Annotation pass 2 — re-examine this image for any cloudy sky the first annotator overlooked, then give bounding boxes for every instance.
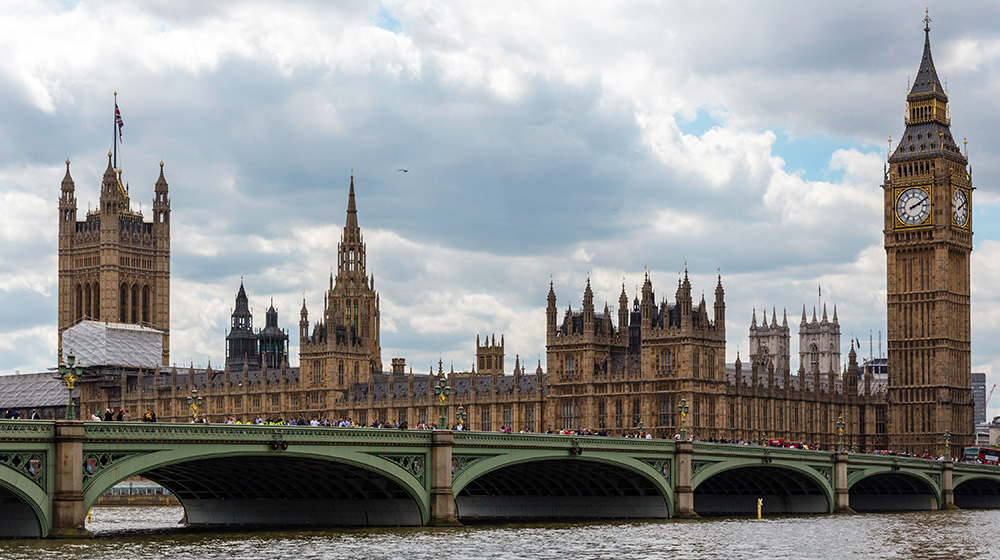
[3,1,1000,413]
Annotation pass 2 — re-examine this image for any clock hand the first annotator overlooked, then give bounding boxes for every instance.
[908,201,921,212]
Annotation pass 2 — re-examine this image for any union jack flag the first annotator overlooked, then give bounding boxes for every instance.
[115,102,123,140]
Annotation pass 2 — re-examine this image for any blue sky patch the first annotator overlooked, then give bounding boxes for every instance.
[372,6,401,33]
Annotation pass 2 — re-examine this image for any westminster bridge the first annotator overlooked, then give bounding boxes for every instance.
[2,420,1000,538]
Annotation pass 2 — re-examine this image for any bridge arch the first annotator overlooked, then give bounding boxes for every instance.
[452,453,672,521]
[848,469,940,511]
[0,463,49,538]
[692,462,834,515]
[82,447,429,527]
[954,475,1000,509]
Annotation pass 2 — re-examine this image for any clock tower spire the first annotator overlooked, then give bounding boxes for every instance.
[884,13,973,457]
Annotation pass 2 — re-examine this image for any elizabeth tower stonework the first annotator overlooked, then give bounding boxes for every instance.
[884,18,974,456]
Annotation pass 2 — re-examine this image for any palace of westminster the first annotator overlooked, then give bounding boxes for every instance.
[53,21,974,456]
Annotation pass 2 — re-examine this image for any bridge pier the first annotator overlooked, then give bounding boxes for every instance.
[833,452,853,513]
[49,421,92,538]
[941,461,957,510]
[429,430,460,526]
[673,440,699,518]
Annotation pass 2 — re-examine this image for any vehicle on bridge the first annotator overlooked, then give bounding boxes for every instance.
[964,447,1000,465]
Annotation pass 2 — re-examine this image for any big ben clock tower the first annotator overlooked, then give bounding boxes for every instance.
[884,14,974,456]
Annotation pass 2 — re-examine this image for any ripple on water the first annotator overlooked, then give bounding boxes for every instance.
[0,507,997,560]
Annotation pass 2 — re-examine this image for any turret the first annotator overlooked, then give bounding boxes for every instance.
[714,275,725,328]
[299,298,308,341]
[59,159,77,233]
[618,283,629,333]
[546,281,557,341]
[582,277,594,329]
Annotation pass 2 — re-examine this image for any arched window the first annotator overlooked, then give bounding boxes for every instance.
[75,284,84,322]
[810,343,820,373]
[660,349,672,374]
[338,362,344,386]
[119,283,128,322]
[142,285,151,324]
[92,284,100,320]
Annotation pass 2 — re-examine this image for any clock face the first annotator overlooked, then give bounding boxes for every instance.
[952,189,969,227]
[896,187,930,226]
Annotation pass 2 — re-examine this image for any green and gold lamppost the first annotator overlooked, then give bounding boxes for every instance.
[187,388,203,421]
[678,398,690,440]
[434,377,451,429]
[637,420,645,437]
[456,405,468,429]
[836,416,846,453]
[944,430,952,460]
[58,351,82,420]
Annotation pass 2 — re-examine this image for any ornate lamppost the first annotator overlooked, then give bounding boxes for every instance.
[434,377,451,429]
[186,388,203,421]
[944,430,952,460]
[836,416,846,453]
[57,351,82,420]
[456,406,468,430]
[637,421,645,438]
[678,398,690,440]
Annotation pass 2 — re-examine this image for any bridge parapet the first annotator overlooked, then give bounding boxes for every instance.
[83,422,434,446]
[0,420,55,441]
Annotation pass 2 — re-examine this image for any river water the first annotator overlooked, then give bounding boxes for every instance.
[0,506,994,559]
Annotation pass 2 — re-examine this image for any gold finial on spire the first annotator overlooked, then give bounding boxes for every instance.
[963,138,968,157]
[65,158,70,167]
[924,7,931,31]
[114,91,117,97]
[160,160,164,168]
[351,168,354,181]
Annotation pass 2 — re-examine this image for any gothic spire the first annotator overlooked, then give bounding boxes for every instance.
[346,170,358,230]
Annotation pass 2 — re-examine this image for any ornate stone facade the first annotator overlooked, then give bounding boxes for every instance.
[883,20,974,455]
[58,154,171,364]
[69,21,969,455]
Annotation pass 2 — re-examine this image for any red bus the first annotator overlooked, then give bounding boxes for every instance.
[964,447,1000,464]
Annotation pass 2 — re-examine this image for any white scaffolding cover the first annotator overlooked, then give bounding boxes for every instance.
[62,321,163,368]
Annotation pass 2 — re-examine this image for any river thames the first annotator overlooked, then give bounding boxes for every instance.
[0,506,995,560]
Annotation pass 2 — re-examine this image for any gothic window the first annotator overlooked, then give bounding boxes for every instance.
[632,398,641,428]
[502,407,512,426]
[478,356,485,370]
[480,408,491,431]
[142,285,151,324]
[312,363,321,384]
[525,407,535,432]
[75,284,84,322]
[598,400,606,429]
[354,363,360,383]
[119,283,128,322]
[563,399,578,431]
[810,344,820,373]
[615,399,624,428]
[565,356,576,378]
[660,349,672,375]
[233,396,242,411]
[692,350,700,378]
[707,351,716,380]
[399,411,407,425]
[338,362,344,386]
[658,399,671,427]
[92,284,100,320]
[131,284,139,323]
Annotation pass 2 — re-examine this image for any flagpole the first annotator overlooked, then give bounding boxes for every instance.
[113,91,118,170]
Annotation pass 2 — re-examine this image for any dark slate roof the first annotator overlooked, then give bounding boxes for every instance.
[909,28,945,98]
[0,372,79,408]
[890,121,964,162]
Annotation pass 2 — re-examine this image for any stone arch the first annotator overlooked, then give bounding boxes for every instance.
[692,462,833,515]
[82,448,429,527]
[954,475,1000,509]
[453,453,672,521]
[847,469,940,511]
[0,463,48,537]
